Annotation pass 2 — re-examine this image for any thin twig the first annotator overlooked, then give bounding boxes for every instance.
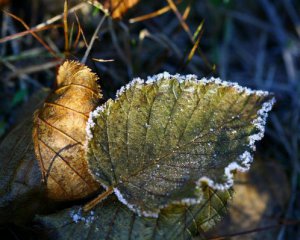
[3,11,59,58]
[0,24,62,44]
[129,5,171,23]
[6,61,61,80]
[165,0,193,41]
[74,11,88,48]
[81,14,107,64]
[36,2,86,29]
[83,187,114,212]
[92,58,114,62]
[0,3,86,43]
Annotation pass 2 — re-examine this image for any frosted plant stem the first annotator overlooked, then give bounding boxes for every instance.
[83,187,114,212]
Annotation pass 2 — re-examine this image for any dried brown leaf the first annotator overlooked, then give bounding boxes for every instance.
[33,61,101,201]
[0,0,9,7]
[100,0,140,19]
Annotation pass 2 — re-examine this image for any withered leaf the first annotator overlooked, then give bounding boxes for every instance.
[36,187,232,240]
[100,0,140,19]
[86,73,275,217]
[0,89,49,224]
[33,61,101,201]
[0,0,10,7]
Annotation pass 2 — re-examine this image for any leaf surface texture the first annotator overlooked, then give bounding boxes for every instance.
[87,74,274,216]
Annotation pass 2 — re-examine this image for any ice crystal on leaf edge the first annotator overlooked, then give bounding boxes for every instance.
[85,72,275,218]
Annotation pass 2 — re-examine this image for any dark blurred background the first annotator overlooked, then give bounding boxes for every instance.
[0,0,299,239]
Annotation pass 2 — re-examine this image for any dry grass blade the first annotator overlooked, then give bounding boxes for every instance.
[83,186,114,211]
[3,10,59,59]
[73,12,83,49]
[81,14,107,64]
[129,5,171,23]
[74,11,88,48]
[63,0,70,56]
[92,58,114,62]
[186,21,204,62]
[182,0,192,20]
[36,2,86,29]
[129,0,183,23]
[0,3,85,43]
[0,24,62,44]
[165,0,193,41]
[6,61,61,80]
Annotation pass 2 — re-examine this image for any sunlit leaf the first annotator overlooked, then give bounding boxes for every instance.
[86,73,274,217]
[32,61,101,201]
[100,0,140,19]
[37,187,232,240]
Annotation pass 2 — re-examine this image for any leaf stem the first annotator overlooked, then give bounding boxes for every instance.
[83,186,114,212]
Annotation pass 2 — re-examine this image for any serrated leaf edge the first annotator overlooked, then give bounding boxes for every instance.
[86,72,275,217]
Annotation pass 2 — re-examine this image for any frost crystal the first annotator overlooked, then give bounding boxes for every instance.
[70,208,96,225]
[116,72,271,98]
[198,97,275,190]
[114,188,159,218]
[85,104,107,144]
[113,72,274,191]
[86,72,275,215]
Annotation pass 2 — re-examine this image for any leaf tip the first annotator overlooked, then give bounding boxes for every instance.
[197,96,275,191]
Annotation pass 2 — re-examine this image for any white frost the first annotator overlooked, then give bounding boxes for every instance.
[116,72,274,191]
[116,72,270,97]
[70,208,96,225]
[116,77,144,97]
[198,97,275,190]
[114,188,159,218]
[85,72,275,217]
[85,104,108,146]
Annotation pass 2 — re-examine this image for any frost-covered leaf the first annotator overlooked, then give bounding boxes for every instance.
[37,187,231,240]
[86,73,275,217]
[0,89,49,224]
[33,61,101,201]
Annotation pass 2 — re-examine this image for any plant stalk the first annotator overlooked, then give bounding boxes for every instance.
[83,186,114,212]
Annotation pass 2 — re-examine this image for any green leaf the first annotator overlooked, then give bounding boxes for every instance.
[86,73,274,217]
[36,187,232,240]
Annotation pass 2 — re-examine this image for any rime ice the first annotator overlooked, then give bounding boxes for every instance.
[70,208,96,225]
[86,72,275,217]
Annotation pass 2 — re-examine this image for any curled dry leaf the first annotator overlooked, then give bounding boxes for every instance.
[36,187,232,240]
[0,0,10,7]
[86,73,274,217]
[0,89,49,224]
[33,61,101,201]
[100,0,140,19]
